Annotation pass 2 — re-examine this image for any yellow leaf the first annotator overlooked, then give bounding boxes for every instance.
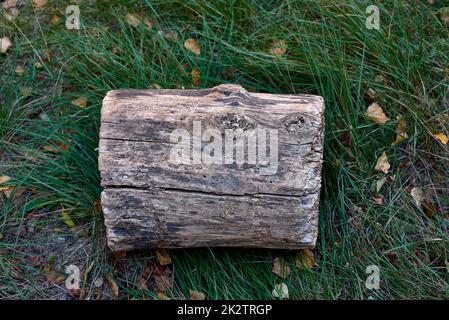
[375,152,390,173]
[268,39,288,56]
[433,133,448,145]
[184,38,201,55]
[15,64,25,76]
[393,115,409,145]
[34,62,43,69]
[0,175,11,184]
[272,283,289,299]
[126,13,141,28]
[72,97,88,108]
[156,249,172,266]
[61,208,76,228]
[1,37,12,54]
[0,186,13,192]
[272,257,291,279]
[295,249,316,270]
[365,103,390,124]
[191,69,201,86]
[189,289,206,300]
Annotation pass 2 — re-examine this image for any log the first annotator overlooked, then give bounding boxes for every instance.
[99,84,325,251]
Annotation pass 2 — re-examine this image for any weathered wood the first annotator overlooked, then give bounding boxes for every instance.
[99,84,325,251]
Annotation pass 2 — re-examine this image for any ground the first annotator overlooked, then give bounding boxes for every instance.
[0,0,448,300]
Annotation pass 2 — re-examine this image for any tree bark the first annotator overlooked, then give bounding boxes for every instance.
[99,84,325,251]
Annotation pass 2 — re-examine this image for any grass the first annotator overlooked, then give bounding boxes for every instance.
[0,0,448,299]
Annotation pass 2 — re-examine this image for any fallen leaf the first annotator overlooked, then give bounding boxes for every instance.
[50,15,61,24]
[393,115,409,145]
[32,0,47,9]
[3,187,25,200]
[184,38,201,55]
[61,208,76,228]
[71,97,87,108]
[191,69,201,86]
[0,175,11,184]
[272,283,289,299]
[268,39,288,56]
[156,249,172,266]
[223,67,234,80]
[143,18,153,29]
[68,288,85,300]
[108,276,119,297]
[19,86,31,97]
[34,62,43,69]
[295,249,316,270]
[433,133,448,145]
[373,195,384,205]
[153,269,173,293]
[272,257,291,279]
[439,7,449,24]
[126,13,141,28]
[94,276,104,288]
[189,289,206,300]
[376,176,387,193]
[410,187,425,207]
[366,88,376,99]
[15,64,25,76]
[114,251,127,260]
[157,292,171,300]
[45,271,65,284]
[365,103,390,124]
[1,37,12,54]
[375,152,390,174]
[2,0,18,9]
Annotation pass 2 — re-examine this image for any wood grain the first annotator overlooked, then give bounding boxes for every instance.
[99,84,325,251]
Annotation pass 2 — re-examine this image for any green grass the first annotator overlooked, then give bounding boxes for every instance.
[1,0,448,299]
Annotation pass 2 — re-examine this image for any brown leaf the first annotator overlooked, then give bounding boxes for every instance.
[157,292,171,300]
[153,269,173,293]
[126,13,141,28]
[50,15,61,25]
[184,38,201,55]
[375,152,390,174]
[191,69,201,86]
[0,175,11,184]
[373,195,384,205]
[1,37,12,54]
[272,257,291,279]
[71,96,88,108]
[189,289,206,300]
[439,7,449,24]
[15,64,25,76]
[267,39,288,56]
[365,103,390,124]
[295,249,316,270]
[108,276,119,297]
[433,133,448,145]
[32,0,47,9]
[393,115,408,145]
[45,271,65,284]
[156,249,172,266]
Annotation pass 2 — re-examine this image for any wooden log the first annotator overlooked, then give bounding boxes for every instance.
[99,84,325,251]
